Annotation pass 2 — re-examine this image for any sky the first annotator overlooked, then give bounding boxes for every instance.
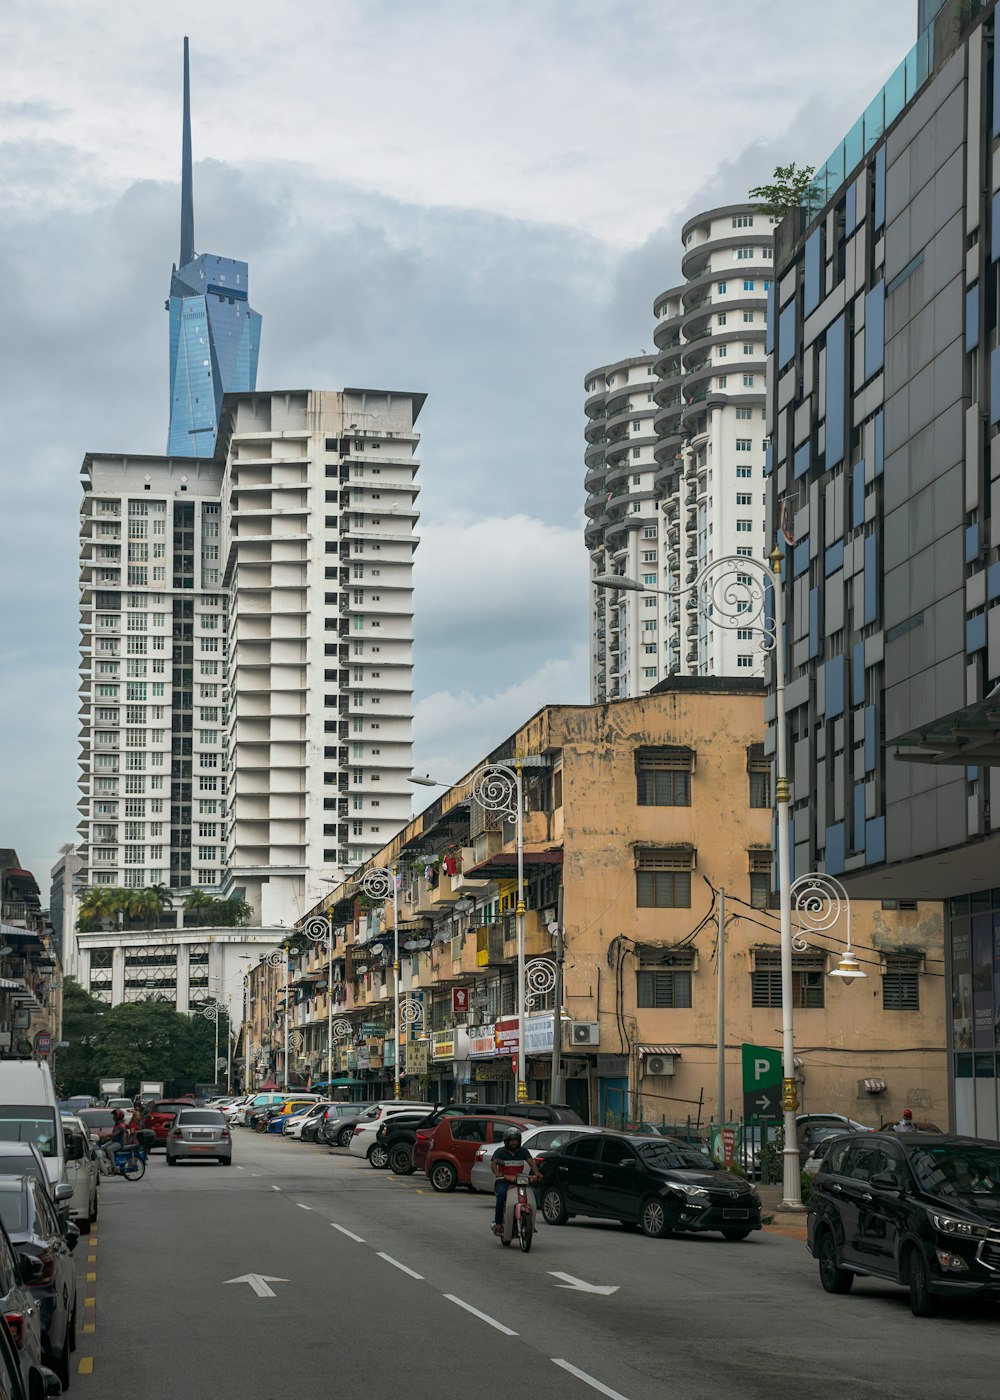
[0,0,917,890]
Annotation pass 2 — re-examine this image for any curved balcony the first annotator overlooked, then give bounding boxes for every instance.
[652,318,683,353]
[584,460,606,493]
[584,389,607,418]
[584,417,608,446]
[606,403,656,438]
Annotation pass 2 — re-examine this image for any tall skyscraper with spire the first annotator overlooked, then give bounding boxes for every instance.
[167,37,262,458]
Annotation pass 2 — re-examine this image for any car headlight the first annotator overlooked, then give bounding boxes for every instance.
[928,1212,988,1239]
[679,1184,709,1198]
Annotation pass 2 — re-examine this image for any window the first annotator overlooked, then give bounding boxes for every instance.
[743,280,755,291]
[632,447,641,459]
[635,849,694,908]
[717,282,727,294]
[748,850,779,909]
[736,492,752,505]
[736,466,752,478]
[635,747,693,807]
[199,777,218,792]
[883,957,920,1011]
[732,215,753,228]
[735,247,754,260]
[736,546,752,557]
[198,847,217,862]
[717,346,727,357]
[717,313,727,326]
[636,948,694,1007]
[742,311,755,323]
[737,654,754,668]
[642,551,656,563]
[742,344,754,355]
[752,952,825,1008]
[736,438,752,451]
[747,744,770,806]
[642,527,657,539]
[718,375,727,387]
[736,519,752,532]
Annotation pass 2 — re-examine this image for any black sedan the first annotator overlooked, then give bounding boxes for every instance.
[539,1131,762,1240]
[0,1176,78,1388]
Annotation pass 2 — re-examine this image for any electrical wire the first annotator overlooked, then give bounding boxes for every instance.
[727,909,945,977]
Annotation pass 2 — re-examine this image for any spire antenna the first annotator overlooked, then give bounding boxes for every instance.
[180,36,195,267]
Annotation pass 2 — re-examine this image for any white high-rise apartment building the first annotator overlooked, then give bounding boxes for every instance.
[585,204,776,698]
[219,388,421,925]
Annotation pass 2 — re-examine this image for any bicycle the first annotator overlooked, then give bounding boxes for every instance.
[499,1172,536,1253]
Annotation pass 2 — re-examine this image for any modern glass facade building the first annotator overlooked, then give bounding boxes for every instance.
[166,39,261,459]
[765,0,1000,1138]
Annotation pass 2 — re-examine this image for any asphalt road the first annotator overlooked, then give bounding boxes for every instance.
[77,1130,999,1400]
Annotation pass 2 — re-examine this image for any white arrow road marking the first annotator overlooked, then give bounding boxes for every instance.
[444,1295,518,1335]
[377,1252,424,1280]
[552,1359,630,1399]
[224,1274,288,1299]
[549,1272,619,1296]
[271,1185,281,1192]
[296,1203,312,1211]
[331,1224,364,1242]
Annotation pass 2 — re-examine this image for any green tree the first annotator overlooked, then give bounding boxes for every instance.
[748,163,816,217]
[56,978,104,1095]
[90,1001,228,1096]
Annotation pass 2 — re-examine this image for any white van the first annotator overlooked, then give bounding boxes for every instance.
[0,1061,68,1194]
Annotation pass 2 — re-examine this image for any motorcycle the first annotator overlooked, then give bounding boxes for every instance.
[499,1172,536,1252]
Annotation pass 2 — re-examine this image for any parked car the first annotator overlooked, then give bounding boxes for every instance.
[0,1065,67,1196]
[424,1115,534,1193]
[495,1102,584,1126]
[364,1112,432,1171]
[796,1119,867,1167]
[262,1099,317,1133]
[470,1123,600,1193]
[348,1104,435,1163]
[0,1176,78,1389]
[58,1097,96,1115]
[59,1119,100,1230]
[0,1300,52,1400]
[317,1104,376,1147]
[539,1131,762,1239]
[283,1103,333,1141]
[141,1101,196,1150]
[0,1212,47,1397]
[76,1109,115,1145]
[808,1131,1000,1317]
[166,1109,232,1166]
[300,1104,345,1144]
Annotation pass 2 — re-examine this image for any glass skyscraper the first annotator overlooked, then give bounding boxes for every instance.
[166,39,261,459]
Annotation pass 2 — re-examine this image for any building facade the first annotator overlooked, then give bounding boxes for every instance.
[586,206,776,701]
[763,0,1000,1135]
[276,689,947,1127]
[0,853,62,1065]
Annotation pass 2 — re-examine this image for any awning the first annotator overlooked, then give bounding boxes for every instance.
[0,923,41,941]
[639,1045,683,1057]
[863,1078,887,1094]
[0,978,21,991]
[465,847,564,880]
[891,687,1000,766]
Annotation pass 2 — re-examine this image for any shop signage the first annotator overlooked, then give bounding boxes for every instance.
[452,987,470,1016]
[474,1063,515,1082]
[468,1026,497,1059]
[33,1031,52,1057]
[356,1047,371,1070]
[494,1017,519,1053]
[524,1013,554,1054]
[362,1023,385,1037]
[383,1040,395,1069]
[432,1029,456,1060]
[407,1042,429,1075]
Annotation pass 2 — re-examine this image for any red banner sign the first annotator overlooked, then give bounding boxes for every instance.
[452,987,470,1016]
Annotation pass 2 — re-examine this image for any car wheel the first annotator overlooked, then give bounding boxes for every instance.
[166,1155,177,1166]
[78,1211,91,1232]
[816,1229,854,1294]
[53,1335,71,1392]
[720,1229,752,1242]
[336,1126,354,1148]
[639,1197,672,1239]
[541,1187,568,1225]
[91,1191,99,1224]
[389,1145,414,1176]
[429,1161,458,1193]
[219,1158,232,1166]
[368,1144,390,1169]
[907,1246,937,1318]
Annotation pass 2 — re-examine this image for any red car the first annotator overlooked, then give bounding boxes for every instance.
[424,1115,533,1192]
[142,1101,195,1149]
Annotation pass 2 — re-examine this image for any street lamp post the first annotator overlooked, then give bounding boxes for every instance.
[595,550,802,1206]
[357,866,402,1098]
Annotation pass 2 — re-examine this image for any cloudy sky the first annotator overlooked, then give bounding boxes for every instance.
[0,0,915,888]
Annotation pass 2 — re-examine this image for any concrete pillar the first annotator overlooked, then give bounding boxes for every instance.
[176,944,191,1013]
[111,948,125,1006]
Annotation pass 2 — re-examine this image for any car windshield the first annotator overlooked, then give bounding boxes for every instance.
[177,1111,225,1125]
[0,1107,57,1158]
[0,1155,43,1183]
[639,1143,718,1171]
[908,1143,1000,1198]
[79,1110,114,1130]
[0,1187,27,1234]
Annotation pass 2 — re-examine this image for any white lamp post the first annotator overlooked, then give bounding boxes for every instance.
[595,550,802,1205]
[357,866,403,1098]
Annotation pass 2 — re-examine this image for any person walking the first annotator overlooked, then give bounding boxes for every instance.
[893,1108,915,1133]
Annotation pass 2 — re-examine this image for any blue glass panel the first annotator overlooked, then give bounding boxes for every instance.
[764,443,773,479]
[987,562,1000,601]
[852,785,865,851]
[825,540,845,576]
[863,534,878,625]
[874,412,884,476]
[966,524,981,563]
[864,281,885,380]
[845,178,858,236]
[778,301,797,369]
[864,705,877,772]
[874,145,886,232]
[826,823,846,876]
[967,614,987,653]
[794,442,810,480]
[765,281,776,355]
[804,228,822,317]
[809,587,820,659]
[863,91,885,155]
[825,315,846,468]
[825,654,846,717]
[991,348,1000,425]
[966,286,980,352]
[852,460,865,528]
[793,539,811,577]
[853,642,865,705]
[844,119,864,182]
[865,816,886,866]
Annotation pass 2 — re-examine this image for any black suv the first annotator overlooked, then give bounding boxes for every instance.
[539,1131,761,1239]
[808,1131,1000,1316]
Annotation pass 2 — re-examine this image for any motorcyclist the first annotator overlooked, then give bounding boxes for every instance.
[490,1127,539,1236]
[100,1109,130,1172]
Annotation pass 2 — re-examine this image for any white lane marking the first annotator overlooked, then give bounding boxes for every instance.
[252,1173,261,1178]
[271,1185,281,1192]
[297,1203,312,1211]
[551,1360,630,1400]
[549,1271,619,1296]
[443,1294,517,1336]
[331,1224,364,1243]
[235,1165,245,1171]
[224,1273,288,1299]
[376,1252,424,1280]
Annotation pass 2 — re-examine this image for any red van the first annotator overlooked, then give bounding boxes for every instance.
[424,1116,532,1192]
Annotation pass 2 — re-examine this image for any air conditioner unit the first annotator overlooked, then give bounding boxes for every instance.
[643,1055,675,1077]
[541,908,556,924]
[571,1021,599,1047]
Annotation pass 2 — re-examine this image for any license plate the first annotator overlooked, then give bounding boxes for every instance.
[723,1208,749,1219]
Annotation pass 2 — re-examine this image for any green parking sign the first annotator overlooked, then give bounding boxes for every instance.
[741,1043,782,1121]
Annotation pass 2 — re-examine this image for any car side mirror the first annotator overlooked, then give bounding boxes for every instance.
[54,1183,73,1202]
[39,1368,60,1398]
[869,1172,900,1193]
[18,1254,44,1286]
[63,1222,80,1252]
[65,1138,84,1162]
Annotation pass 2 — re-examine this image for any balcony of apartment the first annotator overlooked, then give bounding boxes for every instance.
[583,388,607,419]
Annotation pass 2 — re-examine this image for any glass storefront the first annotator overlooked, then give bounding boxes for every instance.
[949,892,1000,1140]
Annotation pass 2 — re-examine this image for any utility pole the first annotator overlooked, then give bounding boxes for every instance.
[716,887,726,1128]
[549,884,564,1104]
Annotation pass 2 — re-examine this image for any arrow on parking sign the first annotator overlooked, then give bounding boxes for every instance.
[224,1273,288,1298]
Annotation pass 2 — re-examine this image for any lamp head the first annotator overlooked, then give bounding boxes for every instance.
[828,950,866,983]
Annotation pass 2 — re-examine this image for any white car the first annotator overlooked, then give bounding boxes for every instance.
[60,1115,100,1229]
[347,1102,435,1162]
[283,1102,333,1140]
[469,1123,600,1193]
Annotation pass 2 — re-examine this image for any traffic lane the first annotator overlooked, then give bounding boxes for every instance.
[248,1135,1000,1400]
[85,1149,639,1400]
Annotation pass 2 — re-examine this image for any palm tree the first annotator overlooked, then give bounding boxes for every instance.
[183,889,218,925]
[77,887,116,931]
[147,884,173,920]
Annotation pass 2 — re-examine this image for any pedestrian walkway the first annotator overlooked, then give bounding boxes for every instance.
[757,1184,808,1240]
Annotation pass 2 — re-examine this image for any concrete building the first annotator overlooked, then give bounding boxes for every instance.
[48,845,83,979]
[585,207,777,700]
[283,689,947,1127]
[218,386,421,924]
[0,853,62,1062]
[762,0,999,1136]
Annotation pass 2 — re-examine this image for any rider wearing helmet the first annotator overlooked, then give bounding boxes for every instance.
[490,1126,539,1236]
[101,1108,130,1172]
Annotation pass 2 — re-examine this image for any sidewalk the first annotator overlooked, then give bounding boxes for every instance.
[757,1183,809,1239]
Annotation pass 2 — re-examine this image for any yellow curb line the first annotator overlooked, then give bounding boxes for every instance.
[88,1238,98,1246]
[84,1298,95,1309]
[83,1324,95,1335]
[78,1358,94,1375]
[86,1273,96,1282]
[87,1254,96,1263]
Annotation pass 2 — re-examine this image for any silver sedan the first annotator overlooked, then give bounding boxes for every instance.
[469,1123,600,1193]
[165,1109,232,1166]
